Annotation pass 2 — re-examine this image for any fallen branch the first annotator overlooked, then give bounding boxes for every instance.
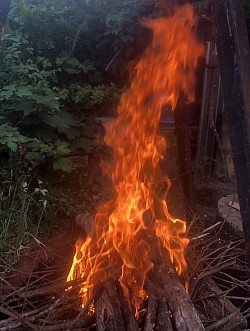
[205,310,241,331]
[0,306,38,331]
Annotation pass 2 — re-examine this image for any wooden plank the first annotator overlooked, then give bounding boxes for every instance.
[195,41,222,179]
[211,0,250,266]
[229,0,250,118]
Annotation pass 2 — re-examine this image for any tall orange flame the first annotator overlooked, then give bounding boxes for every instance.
[68,4,204,311]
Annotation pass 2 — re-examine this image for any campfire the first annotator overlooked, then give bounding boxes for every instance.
[67,4,205,330]
[1,1,250,331]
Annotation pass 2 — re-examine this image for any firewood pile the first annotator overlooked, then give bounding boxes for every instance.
[0,218,249,331]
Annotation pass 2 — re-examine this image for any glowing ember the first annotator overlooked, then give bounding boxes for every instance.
[67,4,204,312]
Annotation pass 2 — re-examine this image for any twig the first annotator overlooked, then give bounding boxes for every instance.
[18,278,83,299]
[190,259,236,296]
[224,296,249,301]
[69,283,103,329]
[0,306,38,331]
[205,310,240,331]
[185,214,200,236]
[211,120,230,181]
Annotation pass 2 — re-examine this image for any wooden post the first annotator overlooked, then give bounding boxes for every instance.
[211,0,250,266]
[174,96,196,221]
[166,2,197,221]
[0,0,11,41]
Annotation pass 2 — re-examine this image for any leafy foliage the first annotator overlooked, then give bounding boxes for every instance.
[0,0,154,174]
[0,0,158,258]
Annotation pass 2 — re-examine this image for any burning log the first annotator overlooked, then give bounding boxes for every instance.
[156,301,173,331]
[95,280,126,331]
[71,216,205,330]
[116,282,138,331]
[71,216,204,330]
[89,261,205,330]
[143,221,205,331]
[147,265,204,331]
[143,297,157,331]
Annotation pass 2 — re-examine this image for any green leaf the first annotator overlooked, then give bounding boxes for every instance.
[53,157,72,173]
[6,141,18,152]
[71,137,93,154]
[55,140,71,155]
[43,112,76,131]
[24,151,41,165]
[15,101,34,116]
[15,86,33,98]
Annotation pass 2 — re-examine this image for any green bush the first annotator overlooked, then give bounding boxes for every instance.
[0,0,154,174]
[0,0,158,259]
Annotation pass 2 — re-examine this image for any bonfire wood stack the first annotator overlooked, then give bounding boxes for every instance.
[93,262,205,330]
[0,217,204,331]
[86,227,204,330]
[74,213,204,331]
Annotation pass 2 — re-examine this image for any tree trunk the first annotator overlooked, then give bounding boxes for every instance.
[211,0,250,266]
[0,0,11,41]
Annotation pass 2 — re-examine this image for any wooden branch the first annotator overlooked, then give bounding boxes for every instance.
[149,266,204,331]
[156,301,173,331]
[147,234,204,330]
[139,213,204,331]
[205,310,240,331]
[144,277,167,302]
[0,306,38,331]
[143,297,157,331]
[69,283,102,329]
[194,276,247,330]
[0,302,53,329]
[116,282,138,331]
[0,320,20,331]
[95,279,126,331]
[39,314,95,331]
[17,278,82,299]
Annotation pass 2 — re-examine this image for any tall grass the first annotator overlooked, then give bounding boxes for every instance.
[0,172,61,264]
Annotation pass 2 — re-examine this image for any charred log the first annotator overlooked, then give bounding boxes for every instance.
[141,213,205,331]
[95,279,126,331]
[143,297,157,331]
[116,282,138,331]
[156,301,173,331]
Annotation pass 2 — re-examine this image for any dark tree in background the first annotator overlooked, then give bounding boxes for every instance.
[0,0,11,41]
